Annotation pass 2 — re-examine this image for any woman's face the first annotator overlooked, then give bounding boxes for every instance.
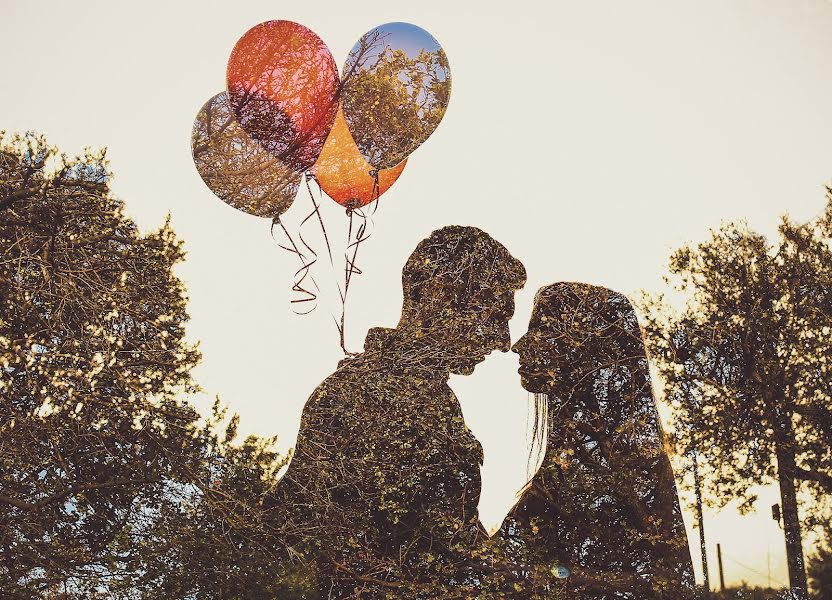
[513,284,645,396]
[512,307,562,394]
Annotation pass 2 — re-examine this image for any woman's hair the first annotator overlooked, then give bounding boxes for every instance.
[516,391,548,503]
[522,281,654,482]
[531,282,646,363]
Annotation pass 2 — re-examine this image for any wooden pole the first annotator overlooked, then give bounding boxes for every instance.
[692,449,710,596]
[716,543,726,592]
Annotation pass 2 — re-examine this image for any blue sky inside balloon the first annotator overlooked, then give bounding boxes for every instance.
[344,22,443,77]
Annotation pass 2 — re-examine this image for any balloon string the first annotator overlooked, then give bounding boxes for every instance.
[345,210,369,290]
[339,207,372,354]
[270,215,319,314]
[300,174,347,345]
[338,211,355,354]
[336,169,380,354]
[305,173,335,270]
[296,196,320,268]
[369,169,381,215]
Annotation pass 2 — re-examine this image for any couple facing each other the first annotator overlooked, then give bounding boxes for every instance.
[273,225,695,599]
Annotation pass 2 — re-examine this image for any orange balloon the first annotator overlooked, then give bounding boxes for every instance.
[312,108,406,209]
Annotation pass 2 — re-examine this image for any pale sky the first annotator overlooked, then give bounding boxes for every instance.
[3,0,832,590]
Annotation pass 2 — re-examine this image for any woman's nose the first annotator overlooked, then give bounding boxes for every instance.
[511,333,527,354]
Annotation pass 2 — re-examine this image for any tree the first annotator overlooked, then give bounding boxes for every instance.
[112,400,308,600]
[641,190,832,599]
[809,527,832,599]
[712,585,787,599]
[0,131,200,594]
[0,132,297,598]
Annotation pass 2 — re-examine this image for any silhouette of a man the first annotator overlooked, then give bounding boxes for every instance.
[273,225,526,598]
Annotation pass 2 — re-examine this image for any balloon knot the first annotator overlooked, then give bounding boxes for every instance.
[343,198,362,212]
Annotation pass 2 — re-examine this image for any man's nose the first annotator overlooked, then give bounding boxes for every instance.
[496,325,512,352]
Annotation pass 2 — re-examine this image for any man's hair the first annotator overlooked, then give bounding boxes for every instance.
[401,225,526,317]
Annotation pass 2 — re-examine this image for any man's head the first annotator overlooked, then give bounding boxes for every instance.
[398,226,526,375]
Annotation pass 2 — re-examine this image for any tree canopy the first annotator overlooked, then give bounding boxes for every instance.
[0,133,293,599]
[808,526,832,599]
[641,190,832,597]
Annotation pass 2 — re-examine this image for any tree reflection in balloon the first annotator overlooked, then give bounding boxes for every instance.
[341,22,451,170]
[191,91,319,307]
[191,92,301,219]
[226,20,340,173]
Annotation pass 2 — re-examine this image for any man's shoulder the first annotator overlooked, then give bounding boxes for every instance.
[296,362,463,451]
[297,355,390,428]
[305,352,449,404]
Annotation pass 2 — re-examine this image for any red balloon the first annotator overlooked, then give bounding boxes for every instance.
[227,20,340,172]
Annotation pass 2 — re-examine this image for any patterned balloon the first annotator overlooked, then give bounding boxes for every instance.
[191,92,301,218]
[341,23,451,170]
[227,20,340,172]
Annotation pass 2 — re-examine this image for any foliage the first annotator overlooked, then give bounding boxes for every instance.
[641,190,832,595]
[808,527,832,599]
[342,32,450,170]
[641,191,832,518]
[0,133,294,599]
[712,585,790,599]
[110,401,303,600]
[0,131,198,594]
[191,92,301,219]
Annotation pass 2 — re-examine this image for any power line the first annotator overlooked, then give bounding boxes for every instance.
[723,553,788,588]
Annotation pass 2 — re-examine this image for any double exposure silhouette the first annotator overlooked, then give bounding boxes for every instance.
[266,247,696,598]
[497,282,696,599]
[269,226,526,597]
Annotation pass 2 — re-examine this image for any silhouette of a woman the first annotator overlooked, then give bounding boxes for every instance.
[500,282,695,599]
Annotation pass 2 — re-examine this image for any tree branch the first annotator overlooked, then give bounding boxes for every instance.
[0,179,108,212]
[793,465,832,493]
[0,477,161,511]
